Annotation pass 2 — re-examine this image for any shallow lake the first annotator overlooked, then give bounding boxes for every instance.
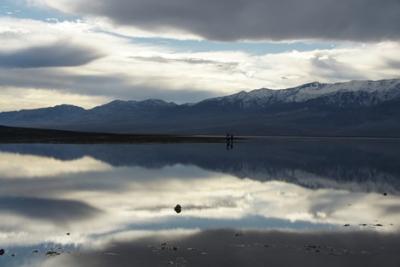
[0,139,400,266]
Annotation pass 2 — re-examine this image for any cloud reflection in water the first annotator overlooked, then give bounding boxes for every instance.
[0,141,399,266]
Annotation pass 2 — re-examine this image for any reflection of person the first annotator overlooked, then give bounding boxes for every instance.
[226,133,231,150]
[226,133,234,150]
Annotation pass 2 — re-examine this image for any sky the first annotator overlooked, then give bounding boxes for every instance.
[0,0,399,111]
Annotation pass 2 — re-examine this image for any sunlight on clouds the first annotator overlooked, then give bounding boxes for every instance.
[0,87,108,111]
[0,144,398,248]
[0,17,399,108]
[1,164,399,247]
[0,152,112,178]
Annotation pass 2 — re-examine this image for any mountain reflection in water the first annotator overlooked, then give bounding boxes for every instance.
[0,139,399,266]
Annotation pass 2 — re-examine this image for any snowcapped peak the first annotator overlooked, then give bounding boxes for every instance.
[208,79,400,107]
[266,79,400,103]
[296,81,324,89]
[94,79,400,111]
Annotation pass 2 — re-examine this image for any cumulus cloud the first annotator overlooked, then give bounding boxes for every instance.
[0,17,400,111]
[0,41,103,68]
[35,0,400,41]
[1,41,400,107]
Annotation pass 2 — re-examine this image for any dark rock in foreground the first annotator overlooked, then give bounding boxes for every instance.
[174,204,182,214]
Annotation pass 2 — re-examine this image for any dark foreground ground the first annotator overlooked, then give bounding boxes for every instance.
[19,229,400,267]
[0,125,227,143]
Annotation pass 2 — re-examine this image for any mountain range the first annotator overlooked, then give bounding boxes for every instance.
[1,141,400,193]
[1,79,400,136]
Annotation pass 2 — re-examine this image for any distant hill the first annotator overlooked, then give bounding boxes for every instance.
[1,79,400,137]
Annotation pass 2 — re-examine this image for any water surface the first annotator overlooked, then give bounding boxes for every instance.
[0,140,399,266]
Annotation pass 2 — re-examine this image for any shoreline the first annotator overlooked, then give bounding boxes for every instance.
[0,126,227,144]
[2,125,400,144]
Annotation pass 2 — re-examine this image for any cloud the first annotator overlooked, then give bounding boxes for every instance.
[0,196,100,223]
[1,42,400,108]
[0,41,103,68]
[36,0,400,41]
[0,87,107,111]
[0,68,219,104]
[130,56,240,72]
[385,59,400,70]
[0,152,112,178]
[310,54,366,81]
[1,41,400,107]
[132,55,238,67]
[1,18,400,111]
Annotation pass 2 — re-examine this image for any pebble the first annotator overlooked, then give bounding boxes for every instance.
[46,251,61,257]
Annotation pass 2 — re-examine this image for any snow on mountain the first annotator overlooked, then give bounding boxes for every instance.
[206,79,400,108]
[283,79,400,102]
